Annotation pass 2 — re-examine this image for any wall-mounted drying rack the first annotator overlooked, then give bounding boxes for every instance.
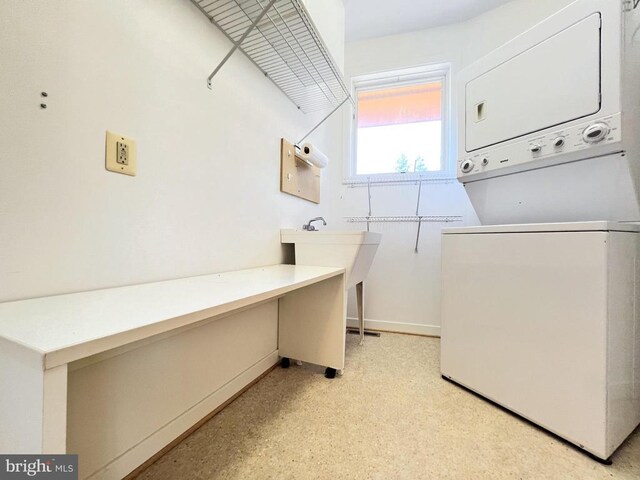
[344,176,462,252]
[191,0,354,117]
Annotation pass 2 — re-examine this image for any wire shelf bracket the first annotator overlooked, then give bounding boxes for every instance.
[204,0,278,89]
[192,0,354,115]
[297,96,350,145]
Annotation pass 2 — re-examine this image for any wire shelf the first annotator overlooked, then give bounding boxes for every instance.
[344,215,463,224]
[343,176,456,188]
[193,0,352,113]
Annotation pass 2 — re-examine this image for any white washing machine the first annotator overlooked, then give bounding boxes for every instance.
[442,0,640,461]
[441,221,640,460]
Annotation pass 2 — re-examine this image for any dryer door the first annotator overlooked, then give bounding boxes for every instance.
[465,13,601,153]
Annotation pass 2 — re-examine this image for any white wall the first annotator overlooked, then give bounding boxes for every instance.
[302,0,346,72]
[336,0,575,335]
[1,1,345,477]
[0,0,344,303]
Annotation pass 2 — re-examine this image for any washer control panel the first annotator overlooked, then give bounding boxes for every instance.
[459,113,622,180]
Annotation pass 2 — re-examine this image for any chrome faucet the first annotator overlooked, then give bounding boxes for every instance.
[303,217,327,231]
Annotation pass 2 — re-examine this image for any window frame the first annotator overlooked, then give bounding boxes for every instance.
[347,63,452,182]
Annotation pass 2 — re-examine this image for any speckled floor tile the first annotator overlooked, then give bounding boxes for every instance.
[135,333,640,480]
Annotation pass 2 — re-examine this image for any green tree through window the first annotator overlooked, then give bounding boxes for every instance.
[395,153,410,173]
[395,154,428,173]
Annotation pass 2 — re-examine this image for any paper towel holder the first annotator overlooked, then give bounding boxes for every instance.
[280,138,320,204]
[294,145,314,167]
[293,143,329,169]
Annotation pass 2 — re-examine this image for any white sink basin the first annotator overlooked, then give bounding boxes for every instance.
[281,229,381,289]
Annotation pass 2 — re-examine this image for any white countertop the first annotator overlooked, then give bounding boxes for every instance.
[0,264,344,369]
[442,221,640,234]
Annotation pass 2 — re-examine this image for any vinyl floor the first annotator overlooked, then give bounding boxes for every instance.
[136,333,640,480]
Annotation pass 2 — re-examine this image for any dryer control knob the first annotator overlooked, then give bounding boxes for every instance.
[583,123,609,144]
[530,144,542,154]
[481,158,489,166]
[553,137,565,148]
[461,160,474,174]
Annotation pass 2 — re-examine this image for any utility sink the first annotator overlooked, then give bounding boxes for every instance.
[280,229,381,289]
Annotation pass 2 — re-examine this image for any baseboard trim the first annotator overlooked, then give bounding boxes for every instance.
[346,317,440,338]
[87,350,280,480]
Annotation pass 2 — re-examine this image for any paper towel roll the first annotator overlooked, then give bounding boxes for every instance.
[298,143,329,169]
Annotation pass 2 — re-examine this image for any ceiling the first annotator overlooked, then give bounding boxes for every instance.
[344,0,513,42]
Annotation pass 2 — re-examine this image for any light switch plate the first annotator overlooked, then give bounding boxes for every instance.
[106,131,136,176]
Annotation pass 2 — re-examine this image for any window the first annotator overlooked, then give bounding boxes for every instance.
[350,65,450,178]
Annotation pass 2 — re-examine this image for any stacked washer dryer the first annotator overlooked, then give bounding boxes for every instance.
[441,0,640,462]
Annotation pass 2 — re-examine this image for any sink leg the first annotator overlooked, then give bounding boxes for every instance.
[356,281,364,345]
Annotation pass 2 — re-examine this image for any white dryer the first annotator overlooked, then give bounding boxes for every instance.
[457,0,640,225]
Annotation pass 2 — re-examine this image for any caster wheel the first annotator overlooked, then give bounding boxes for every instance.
[281,357,290,369]
[324,367,337,379]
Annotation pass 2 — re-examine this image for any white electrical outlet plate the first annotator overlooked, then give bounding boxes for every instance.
[106,131,136,176]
